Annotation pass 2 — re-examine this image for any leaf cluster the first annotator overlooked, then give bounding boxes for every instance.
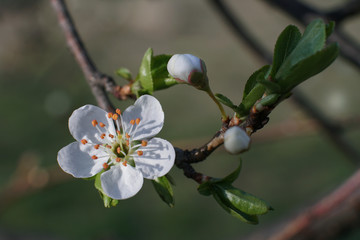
[216,19,339,118]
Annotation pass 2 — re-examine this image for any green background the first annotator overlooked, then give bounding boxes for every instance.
[0,0,359,239]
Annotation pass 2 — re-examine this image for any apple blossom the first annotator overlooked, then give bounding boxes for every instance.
[224,126,251,154]
[57,95,175,200]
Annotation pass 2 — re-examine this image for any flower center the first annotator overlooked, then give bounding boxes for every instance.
[81,108,148,170]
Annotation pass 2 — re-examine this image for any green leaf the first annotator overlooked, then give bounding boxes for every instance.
[275,19,326,83]
[277,43,339,92]
[218,159,242,184]
[243,65,271,100]
[215,93,237,109]
[257,79,282,93]
[152,176,175,208]
[116,67,133,81]
[136,48,154,94]
[198,181,213,196]
[326,21,335,39]
[152,54,178,90]
[257,94,280,107]
[212,191,259,224]
[270,25,301,78]
[213,183,272,216]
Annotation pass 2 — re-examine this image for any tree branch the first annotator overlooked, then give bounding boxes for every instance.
[51,0,135,112]
[209,0,360,165]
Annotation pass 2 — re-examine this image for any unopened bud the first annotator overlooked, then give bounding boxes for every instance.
[224,126,251,154]
[167,54,209,90]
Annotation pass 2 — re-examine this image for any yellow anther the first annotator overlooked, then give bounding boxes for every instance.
[116,157,121,163]
[122,160,128,167]
[92,120,98,127]
[135,118,140,125]
[103,163,109,169]
[81,139,88,145]
[94,144,100,149]
[116,109,121,115]
[141,140,147,147]
[91,155,98,160]
[130,119,135,125]
[109,134,114,138]
[112,114,118,121]
[137,151,143,156]
[117,147,121,154]
[100,133,106,139]
[107,112,113,118]
[99,122,105,128]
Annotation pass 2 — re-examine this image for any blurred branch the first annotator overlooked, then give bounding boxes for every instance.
[262,0,360,69]
[209,0,360,165]
[51,0,135,112]
[247,168,360,240]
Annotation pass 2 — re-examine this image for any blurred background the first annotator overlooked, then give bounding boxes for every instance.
[0,0,359,239]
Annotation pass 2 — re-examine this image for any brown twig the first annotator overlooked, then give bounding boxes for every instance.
[51,0,135,112]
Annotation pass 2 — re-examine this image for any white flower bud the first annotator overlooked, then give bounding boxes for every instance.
[224,126,251,154]
[167,54,209,90]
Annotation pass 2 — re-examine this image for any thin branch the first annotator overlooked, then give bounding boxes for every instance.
[208,0,360,165]
[51,0,135,112]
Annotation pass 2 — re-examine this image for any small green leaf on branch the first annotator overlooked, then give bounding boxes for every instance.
[152,175,175,208]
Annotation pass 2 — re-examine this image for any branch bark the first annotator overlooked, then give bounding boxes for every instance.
[51,0,135,112]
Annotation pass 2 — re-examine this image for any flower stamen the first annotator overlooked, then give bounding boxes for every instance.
[137,151,143,156]
[122,160,128,167]
[141,140,147,147]
[91,155,98,160]
[116,157,121,163]
[99,122,106,128]
[81,139,88,145]
[103,163,109,169]
[116,109,121,115]
[107,112,113,119]
[92,120,98,127]
[94,144,100,149]
[100,133,106,139]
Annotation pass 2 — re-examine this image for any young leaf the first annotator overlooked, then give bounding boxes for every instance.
[257,94,280,107]
[116,67,133,81]
[136,48,154,94]
[270,25,301,78]
[243,65,271,100]
[198,181,213,196]
[213,183,272,215]
[257,79,282,93]
[215,93,237,109]
[152,176,175,207]
[218,159,242,184]
[275,19,327,83]
[152,54,178,90]
[277,43,339,92]
[212,191,259,224]
[326,21,335,39]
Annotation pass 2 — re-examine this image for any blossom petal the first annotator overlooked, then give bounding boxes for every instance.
[57,142,109,178]
[133,138,175,179]
[100,165,144,200]
[69,104,116,144]
[122,95,164,140]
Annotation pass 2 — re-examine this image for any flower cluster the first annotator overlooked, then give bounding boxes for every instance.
[57,95,175,200]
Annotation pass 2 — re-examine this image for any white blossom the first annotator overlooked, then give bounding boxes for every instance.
[57,95,175,200]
